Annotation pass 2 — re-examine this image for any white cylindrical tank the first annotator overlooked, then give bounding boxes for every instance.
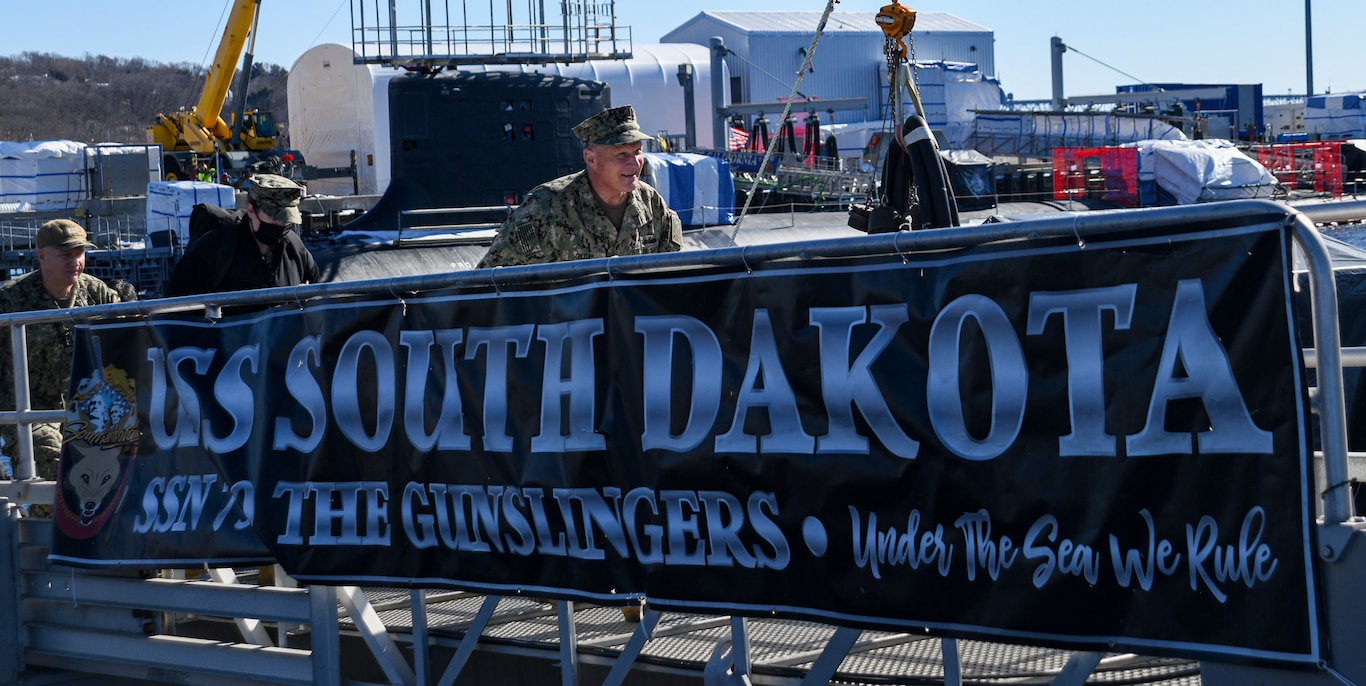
[287,44,401,196]
[459,43,723,149]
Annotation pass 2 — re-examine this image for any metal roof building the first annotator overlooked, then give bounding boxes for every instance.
[661,11,995,123]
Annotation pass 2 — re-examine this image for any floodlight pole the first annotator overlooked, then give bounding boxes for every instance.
[1305,0,1314,96]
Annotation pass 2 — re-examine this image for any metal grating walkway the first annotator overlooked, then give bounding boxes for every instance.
[340,588,1202,684]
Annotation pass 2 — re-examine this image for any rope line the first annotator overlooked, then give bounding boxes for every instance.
[728,0,839,246]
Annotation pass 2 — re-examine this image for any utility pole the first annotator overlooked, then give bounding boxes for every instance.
[1305,0,1314,96]
[677,64,696,151]
[1050,36,1066,110]
[711,36,727,150]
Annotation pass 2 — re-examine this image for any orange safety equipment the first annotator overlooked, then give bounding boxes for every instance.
[875,1,916,60]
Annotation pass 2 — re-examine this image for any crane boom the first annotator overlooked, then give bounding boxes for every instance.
[189,0,260,149]
[147,0,276,162]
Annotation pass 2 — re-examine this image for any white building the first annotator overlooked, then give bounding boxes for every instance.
[661,10,997,123]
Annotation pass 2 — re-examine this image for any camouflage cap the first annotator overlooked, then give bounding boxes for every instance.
[36,219,96,252]
[248,174,304,225]
[572,105,653,147]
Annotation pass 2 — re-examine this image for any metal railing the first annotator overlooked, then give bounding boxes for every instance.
[396,205,515,243]
[0,198,1360,685]
[2,197,1357,521]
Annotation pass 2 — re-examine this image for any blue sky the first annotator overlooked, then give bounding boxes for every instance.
[6,1,1363,101]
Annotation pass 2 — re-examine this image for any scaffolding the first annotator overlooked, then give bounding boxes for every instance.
[349,0,632,68]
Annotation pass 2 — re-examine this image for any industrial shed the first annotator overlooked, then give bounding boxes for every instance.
[661,10,995,123]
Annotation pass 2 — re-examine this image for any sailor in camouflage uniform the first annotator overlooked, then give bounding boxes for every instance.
[0,220,120,483]
[477,105,684,267]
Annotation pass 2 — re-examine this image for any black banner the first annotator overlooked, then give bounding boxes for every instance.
[51,214,1320,663]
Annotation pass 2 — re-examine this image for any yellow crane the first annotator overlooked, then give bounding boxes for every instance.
[147,0,278,179]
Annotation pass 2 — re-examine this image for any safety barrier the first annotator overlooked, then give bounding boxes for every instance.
[1253,141,1344,197]
[1052,146,1141,207]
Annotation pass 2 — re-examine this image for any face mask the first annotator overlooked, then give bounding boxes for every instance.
[255,220,291,246]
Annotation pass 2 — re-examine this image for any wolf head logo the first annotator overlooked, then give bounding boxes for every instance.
[56,348,138,538]
[66,442,123,525]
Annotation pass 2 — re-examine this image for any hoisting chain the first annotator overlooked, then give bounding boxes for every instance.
[876,1,915,118]
[874,1,919,217]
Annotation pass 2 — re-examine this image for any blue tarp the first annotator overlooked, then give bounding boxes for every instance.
[1305,92,1366,139]
[643,152,735,227]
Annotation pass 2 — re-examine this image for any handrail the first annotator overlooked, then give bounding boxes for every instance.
[0,200,1351,490]
[1296,198,1366,225]
[1304,346,1366,369]
[1,200,1347,517]
[1291,210,1352,523]
[396,204,515,242]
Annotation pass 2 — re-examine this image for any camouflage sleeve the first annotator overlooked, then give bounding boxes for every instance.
[76,275,121,307]
[657,205,683,254]
[643,189,683,254]
[0,285,28,454]
[477,217,541,268]
[0,281,29,417]
[477,197,558,268]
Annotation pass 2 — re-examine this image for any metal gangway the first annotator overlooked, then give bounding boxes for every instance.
[4,199,1366,685]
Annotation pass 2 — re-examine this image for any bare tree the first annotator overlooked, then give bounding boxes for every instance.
[0,52,291,146]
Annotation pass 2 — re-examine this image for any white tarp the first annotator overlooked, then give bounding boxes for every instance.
[931,61,1005,150]
[288,44,402,197]
[642,152,735,227]
[0,140,88,209]
[1135,139,1277,205]
[145,181,235,244]
[1304,91,1366,139]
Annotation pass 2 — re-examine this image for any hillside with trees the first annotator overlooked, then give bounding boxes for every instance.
[0,52,290,146]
